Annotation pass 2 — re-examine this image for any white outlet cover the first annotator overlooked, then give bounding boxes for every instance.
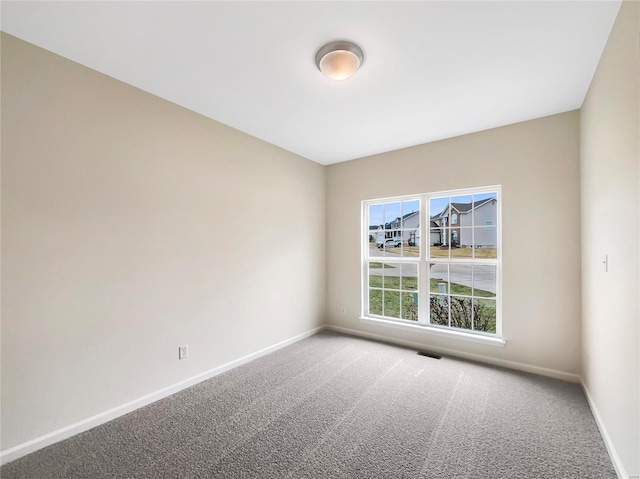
[179,345,188,360]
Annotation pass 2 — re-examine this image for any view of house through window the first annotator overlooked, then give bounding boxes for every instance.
[363,187,500,337]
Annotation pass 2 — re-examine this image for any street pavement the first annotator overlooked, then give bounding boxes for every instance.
[368,246,496,294]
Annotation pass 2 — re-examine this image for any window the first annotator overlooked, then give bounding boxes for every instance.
[363,187,501,340]
[367,199,420,321]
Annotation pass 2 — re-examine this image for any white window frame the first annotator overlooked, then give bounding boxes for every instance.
[361,186,504,347]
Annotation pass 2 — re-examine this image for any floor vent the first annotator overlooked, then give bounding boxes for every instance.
[417,351,442,360]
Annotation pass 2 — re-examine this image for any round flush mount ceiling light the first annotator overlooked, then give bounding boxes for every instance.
[315,40,364,81]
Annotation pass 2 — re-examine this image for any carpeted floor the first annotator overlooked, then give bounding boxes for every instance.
[1,331,616,478]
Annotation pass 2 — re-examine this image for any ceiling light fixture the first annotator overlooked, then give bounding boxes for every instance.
[315,40,364,81]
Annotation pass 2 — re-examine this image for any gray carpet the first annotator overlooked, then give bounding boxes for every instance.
[1,331,616,478]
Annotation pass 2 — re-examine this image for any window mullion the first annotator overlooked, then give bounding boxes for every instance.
[418,195,428,325]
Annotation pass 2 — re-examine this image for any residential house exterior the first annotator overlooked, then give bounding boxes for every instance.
[369,225,383,242]
[369,199,497,249]
[370,210,420,245]
[429,221,441,245]
[430,197,497,248]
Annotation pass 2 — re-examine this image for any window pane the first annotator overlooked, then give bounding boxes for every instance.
[450,227,472,258]
[430,228,449,258]
[450,296,473,330]
[429,294,449,326]
[401,263,418,291]
[450,194,473,228]
[450,264,473,296]
[404,229,420,257]
[402,200,420,228]
[384,202,402,226]
[384,291,400,318]
[429,263,449,293]
[383,230,403,257]
[369,246,384,258]
[473,192,498,228]
[429,196,449,218]
[368,262,383,288]
[430,195,449,259]
[368,204,385,257]
[473,265,496,297]
[369,289,382,315]
[402,292,419,321]
[369,204,384,230]
[473,298,497,333]
[474,226,497,259]
[383,262,401,289]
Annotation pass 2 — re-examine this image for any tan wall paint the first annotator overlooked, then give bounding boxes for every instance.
[326,111,582,375]
[0,33,326,450]
[580,1,640,476]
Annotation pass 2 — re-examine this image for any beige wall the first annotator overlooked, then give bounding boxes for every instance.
[0,34,326,450]
[326,111,582,376]
[580,1,640,477]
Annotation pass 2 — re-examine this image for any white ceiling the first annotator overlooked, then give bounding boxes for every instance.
[1,1,621,165]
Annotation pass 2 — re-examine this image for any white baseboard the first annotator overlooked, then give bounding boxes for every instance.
[581,381,631,479]
[326,324,581,383]
[0,325,326,466]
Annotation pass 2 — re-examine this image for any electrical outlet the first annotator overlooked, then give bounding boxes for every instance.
[340,307,346,315]
[178,345,188,360]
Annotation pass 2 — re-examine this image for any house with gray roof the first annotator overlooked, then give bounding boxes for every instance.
[430,197,497,248]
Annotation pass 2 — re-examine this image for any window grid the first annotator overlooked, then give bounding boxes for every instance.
[364,187,501,337]
[366,197,421,323]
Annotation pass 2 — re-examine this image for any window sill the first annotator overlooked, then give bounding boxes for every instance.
[359,316,506,347]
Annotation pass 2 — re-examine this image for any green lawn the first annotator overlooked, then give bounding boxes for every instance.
[368,242,496,259]
[430,279,494,298]
[369,275,494,298]
[369,289,418,321]
[369,274,417,290]
[430,246,497,259]
[368,262,396,269]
